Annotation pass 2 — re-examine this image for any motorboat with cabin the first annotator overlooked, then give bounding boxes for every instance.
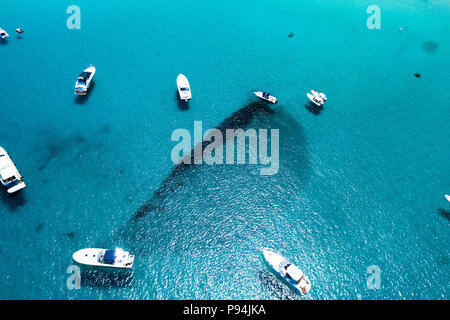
[0,147,26,194]
[306,90,327,106]
[254,91,278,104]
[0,27,9,39]
[74,65,96,95]
[176,74,192,101]
[72,247,134,269]
[262,249,311,295]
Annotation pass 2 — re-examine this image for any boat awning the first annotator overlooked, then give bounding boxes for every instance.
[103,249,116,264]
[286,265,303,282]
[0,166,15,180]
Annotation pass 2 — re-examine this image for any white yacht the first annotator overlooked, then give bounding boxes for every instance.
[74,65,96,95]
[254,91,278,104]
[445,195,450,203]
[262,249,311,295]
[177,74,192,101]
[72,247,134,269]
[0,27,9,39]
[0,147,26,194]
[307,90,326,106]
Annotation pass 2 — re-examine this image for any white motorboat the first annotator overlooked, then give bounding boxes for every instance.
[0,147,26,194]
[177,74,192,101]
[262,249,311,295]
[16,28,24,34]
[0,27,9,39]
[445,195,450,203]
[307,90,326,106]
[254,91,278,104]
[74,65,96,95]
[72,247,134,269]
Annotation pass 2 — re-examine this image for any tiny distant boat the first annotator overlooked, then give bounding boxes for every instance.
[72,247,134,269]
[254,91,278,104]
[0,27,9,39]
[74,65,96,95]
[177,74,192,101]
[445,195,450,203]
[307,90,326,106]
[262,249,311,295]
[16,28,24,34]
[0,147,26,194]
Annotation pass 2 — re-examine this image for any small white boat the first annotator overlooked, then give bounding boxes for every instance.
[0,28,9,39]
[16,28,24,34]
[254,91,278,104]
[72,248,134,269]
[262,249,311,295]
[445,195,450,203]
[74,65,96,95]
[177,74,192,101]
[0,147,26,194]
[307,90,326,106]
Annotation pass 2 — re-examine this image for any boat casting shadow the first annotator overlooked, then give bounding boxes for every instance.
[74,81,95,105]
[0,189,27,212]
[175,90,189,111]
[304,102,323,115]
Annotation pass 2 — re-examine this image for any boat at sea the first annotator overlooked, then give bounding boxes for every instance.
[445,195,450,203]
[74,65,96,95]
[306,90,327,106]
[177,74,192,101]
[254,91,278,104]
[262,249,311,295]
[72,247,134,269]
[0,147,26,194]
[16,28,24,34]
[0,27,9,39]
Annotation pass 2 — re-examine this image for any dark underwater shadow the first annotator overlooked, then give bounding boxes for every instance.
[0,39,8,45]
[437,208,450,221]
[114,99,311,257]
[175,89,189,111]
[15,35,23,40]
[74,81,95,105]
[80,269,134,288]
[132,100,277,221]
[0,189,27,212]
[304,102,323,115]
[258,270,301,300]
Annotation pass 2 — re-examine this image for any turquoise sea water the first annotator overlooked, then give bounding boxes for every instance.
[0,0,449,299]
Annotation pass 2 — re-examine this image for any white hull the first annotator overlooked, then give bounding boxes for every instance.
[177,74,192,101]
[262,249,311,295]
[0,28,9,39]
[445,195,450,203]
[0,147,26,194]
[254,91,278,104]
[73,248,134,269]
[306,93,323,106]
[75,66,96,95]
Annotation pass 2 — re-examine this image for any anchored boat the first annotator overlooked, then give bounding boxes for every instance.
[74,65,96,95]
[445,195,450,203]
[72,247,134,269]
[177,74,192,101]
[0,147,26,194]
[262,249,311,295]
[254,91,278,104]
[307,90,327,106]
[0,27,9,39]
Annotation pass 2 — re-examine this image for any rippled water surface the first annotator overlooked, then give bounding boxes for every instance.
[0,0,449,299]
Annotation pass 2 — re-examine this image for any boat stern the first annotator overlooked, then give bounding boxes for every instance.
[7,181,26,193]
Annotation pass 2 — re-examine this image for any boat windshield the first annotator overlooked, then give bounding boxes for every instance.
[102,249,116,264]
[180,87,190,91]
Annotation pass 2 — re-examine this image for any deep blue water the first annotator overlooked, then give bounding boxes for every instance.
[0,0,449,299]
